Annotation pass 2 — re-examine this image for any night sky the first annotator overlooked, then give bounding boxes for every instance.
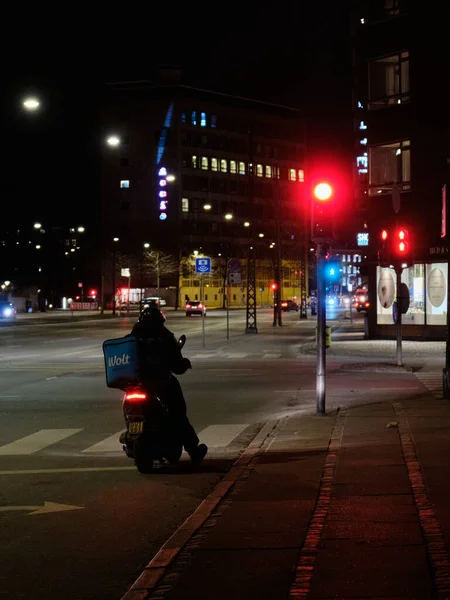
[1,2,354,230]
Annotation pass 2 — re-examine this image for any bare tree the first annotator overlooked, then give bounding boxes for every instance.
[142,249,179,298]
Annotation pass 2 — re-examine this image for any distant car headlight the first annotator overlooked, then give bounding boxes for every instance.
[327,298,335,305]
[3,308,12,317]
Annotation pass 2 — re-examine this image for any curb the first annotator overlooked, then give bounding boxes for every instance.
[119,419,280,600]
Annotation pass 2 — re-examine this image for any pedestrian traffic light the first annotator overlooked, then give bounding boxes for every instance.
[311,181,334,241]
[392,227,411,260]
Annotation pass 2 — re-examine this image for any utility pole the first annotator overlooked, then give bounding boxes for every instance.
[273,165,282,326]
[245,126,257,334]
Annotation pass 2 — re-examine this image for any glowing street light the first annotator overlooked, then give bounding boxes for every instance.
[35,245,41,250]
[143,242,150,248]
[244,222,250,227]
[166,174,176,182]
[33,222,42,229]
[258,233,264,238]
[106,135,120,147]
[77,226,85,233]
[113,237,119,242]
[23,97,40,111]
[224,213,233,220]
[203,204,212,211]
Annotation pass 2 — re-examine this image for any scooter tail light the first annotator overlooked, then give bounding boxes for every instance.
[125,392,147,402]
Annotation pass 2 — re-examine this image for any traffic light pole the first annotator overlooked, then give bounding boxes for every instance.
[316,243,326,415]
[395,265,403,367]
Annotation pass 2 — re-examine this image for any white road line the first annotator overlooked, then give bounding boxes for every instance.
[191,354,219,359]
[0,467,136,475]
[81,431,124,453]
[0,429,83,455]
[0,395,21,398]
[263,353,282,359]
[197,424,248,447]
[224,353,248,359]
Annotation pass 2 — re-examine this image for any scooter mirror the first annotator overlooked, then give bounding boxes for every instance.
[178,334,186,349]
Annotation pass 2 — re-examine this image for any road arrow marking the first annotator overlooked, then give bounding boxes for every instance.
[0,501,84,515]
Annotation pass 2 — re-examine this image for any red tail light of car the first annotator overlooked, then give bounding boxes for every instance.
[281,302,288,307]
[185,304,191,309]
[365,302,370,308]
[125,392,147,402]
[198,303,203,308]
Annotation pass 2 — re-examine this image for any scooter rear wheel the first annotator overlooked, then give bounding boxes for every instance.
[133,439,154,474]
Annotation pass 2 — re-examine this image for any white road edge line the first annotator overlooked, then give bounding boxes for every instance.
[119,418,280,600]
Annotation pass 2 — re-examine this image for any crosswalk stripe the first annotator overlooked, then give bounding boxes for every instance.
[81,431,124,453]
[0,429,83,455]
[197,424,248,447]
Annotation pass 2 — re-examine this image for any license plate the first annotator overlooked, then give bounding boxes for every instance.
[128,422,143,435]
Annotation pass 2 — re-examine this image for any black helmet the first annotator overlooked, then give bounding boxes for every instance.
[138,306,166,325]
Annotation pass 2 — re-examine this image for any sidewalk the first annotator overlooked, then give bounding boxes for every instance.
[122,381,450,599]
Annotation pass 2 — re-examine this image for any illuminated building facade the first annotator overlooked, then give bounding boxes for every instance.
[100,77,309,306]
[352,0,450,338]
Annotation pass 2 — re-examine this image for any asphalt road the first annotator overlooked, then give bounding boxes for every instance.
[0,307,442,600]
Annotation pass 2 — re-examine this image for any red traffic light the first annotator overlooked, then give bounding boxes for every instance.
[313,182,333,201]
[89,289,97,297]
[271,283,278,291]
[393,228,410,256]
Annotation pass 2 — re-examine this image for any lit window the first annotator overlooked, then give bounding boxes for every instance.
[369,51,409,109]
[182,198,189,212]
[265,165,272,178]
[238,161,246,175]
[230,160,237,174]
[192,155,197,168]
[220,159,228,173]
[211,114,217,128]
[256,164,263,177]
[298,169,305,182]
[201,157,209,170]
[342,255,346,263]
[191,111,197,125]
[289,169,296,181]
[369,140,410,194]
[200,112,207,127]
[181,112,186,123]
[120,180,130,188]
[211,158,218,171]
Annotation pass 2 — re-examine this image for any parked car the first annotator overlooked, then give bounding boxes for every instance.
[280,299,299,312]
[185,301,206,316]
[0,301,16,321]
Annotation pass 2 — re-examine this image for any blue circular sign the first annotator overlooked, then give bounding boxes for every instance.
[159,213,167,220]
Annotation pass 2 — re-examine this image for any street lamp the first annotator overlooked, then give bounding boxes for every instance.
[106,135,120,147]
[244,222,250,227]
[166,174,176,182]
[77,226,85,233]
[140,242,151,308]
[112,237,119,316]
[23,97,40,111]
[203,204,212,211]
[224,214,233,220]
[34,222,42,229]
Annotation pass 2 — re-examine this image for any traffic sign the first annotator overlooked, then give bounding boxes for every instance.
[229,273,241,284]
[228,259,241,273]
[195,257,211,273]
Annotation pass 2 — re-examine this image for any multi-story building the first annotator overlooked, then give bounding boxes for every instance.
[352,0,449,338]
[100,71,309,308]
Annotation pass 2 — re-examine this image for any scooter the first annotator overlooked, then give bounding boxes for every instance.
[119,334,187,474]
